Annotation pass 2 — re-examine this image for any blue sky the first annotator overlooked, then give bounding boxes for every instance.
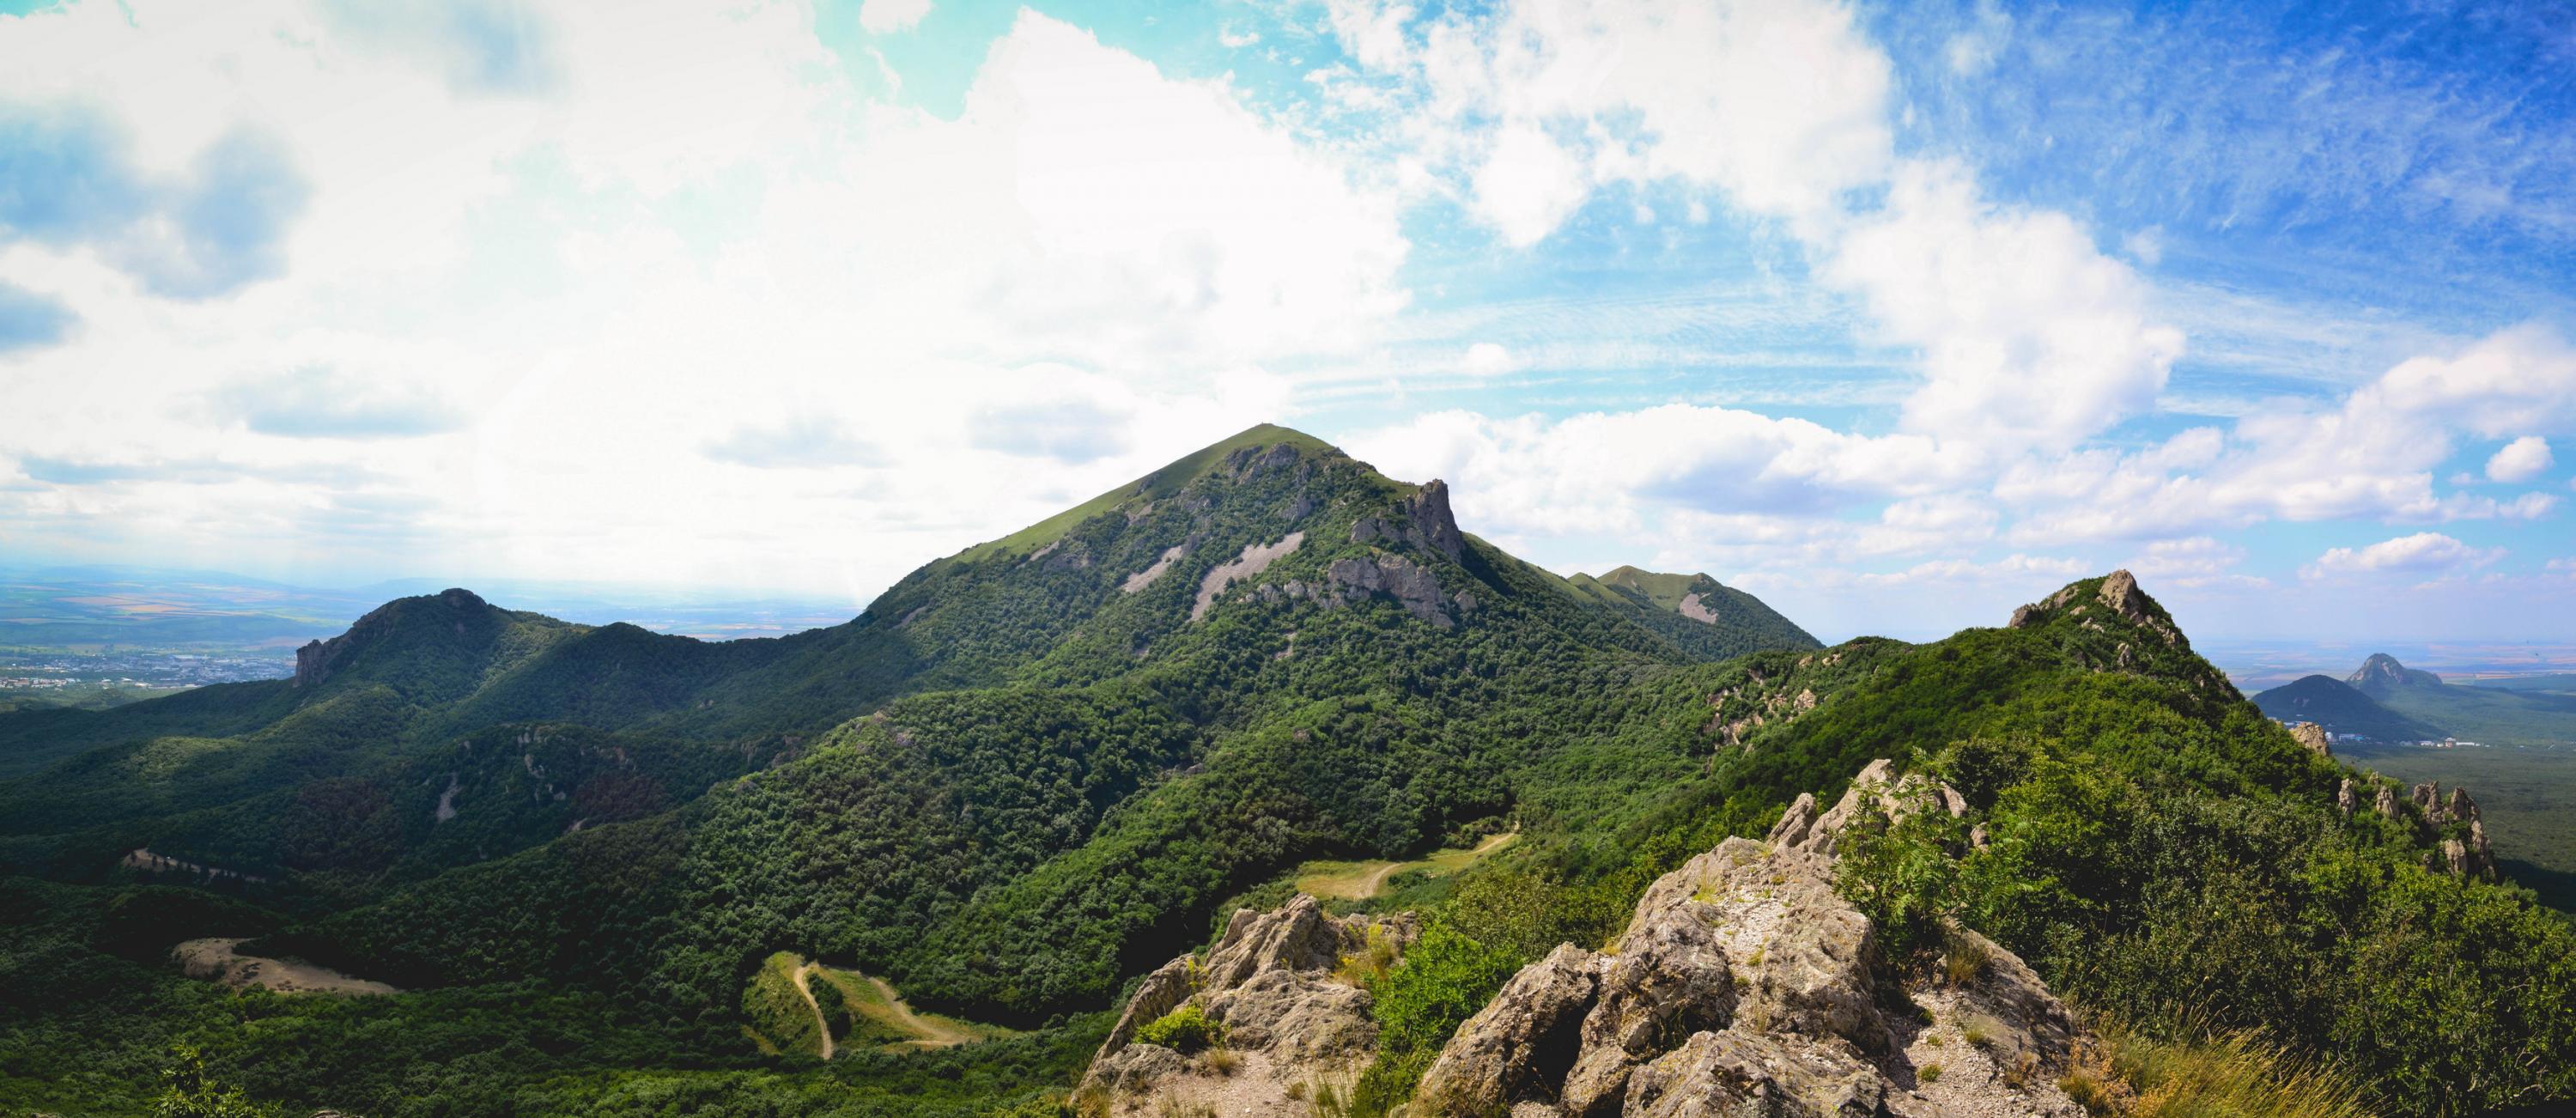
[0,0,2572,641]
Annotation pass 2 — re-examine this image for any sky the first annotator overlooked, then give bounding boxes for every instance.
[1,0,2573,643]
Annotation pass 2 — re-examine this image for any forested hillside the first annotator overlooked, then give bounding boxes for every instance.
[1,428,2570,1117]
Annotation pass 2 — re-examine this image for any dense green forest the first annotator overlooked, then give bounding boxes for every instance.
[2,428,2570,1115]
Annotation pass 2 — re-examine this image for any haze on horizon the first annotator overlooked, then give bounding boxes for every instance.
[3,0,2573,646]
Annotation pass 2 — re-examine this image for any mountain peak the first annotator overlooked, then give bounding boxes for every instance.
[291,586,529,690]
[2348,653,2444,697]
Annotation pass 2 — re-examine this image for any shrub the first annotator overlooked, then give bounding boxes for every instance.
[1135,1004,1224,1054]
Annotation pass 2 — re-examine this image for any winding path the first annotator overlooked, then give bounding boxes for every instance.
[866,975,979,1048]
[791,962,835,1060]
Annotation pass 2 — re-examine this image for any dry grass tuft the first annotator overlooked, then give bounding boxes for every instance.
[2105,1023,2374,1118]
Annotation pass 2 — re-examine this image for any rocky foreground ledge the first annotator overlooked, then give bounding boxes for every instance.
[1082,762,2097,1117]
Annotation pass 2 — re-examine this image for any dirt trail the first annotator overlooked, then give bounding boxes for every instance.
[792,962,835,1060]
[866,975,979,1048]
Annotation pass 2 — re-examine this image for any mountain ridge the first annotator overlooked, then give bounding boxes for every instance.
[2,426,2571,1117]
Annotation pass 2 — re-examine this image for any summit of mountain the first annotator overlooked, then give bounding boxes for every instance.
[2348,652,2448,698]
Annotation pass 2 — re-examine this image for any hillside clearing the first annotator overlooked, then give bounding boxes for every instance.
[173,939,395,996]
[1294,830,1517,901]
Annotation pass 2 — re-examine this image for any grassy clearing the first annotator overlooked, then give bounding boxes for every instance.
[741,951,824,1058]
[748,952,1002,1056]
[813,966,998,1049]
[1294,832,1518,901]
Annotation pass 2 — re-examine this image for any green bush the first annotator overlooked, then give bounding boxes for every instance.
[1133,1004,1224,1054]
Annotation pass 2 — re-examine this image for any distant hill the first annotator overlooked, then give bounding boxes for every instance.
[2251,674,2444,741]
[1559,565,1822,659]
[2347,652,2446,698]
[2336,653,2576,747]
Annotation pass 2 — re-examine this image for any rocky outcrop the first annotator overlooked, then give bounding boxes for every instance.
[1327,554,1455,629]
[2289,721,2333,757]
[1083,896,1417,1113]
[1414,760,2086,1118]
[2006,569,2180,648]
[1766,758,1966,860]
[2336,778,2359,816]
[1416,945,1601,1114]
[2408,781,2496,881]
[1351,480,1464,562]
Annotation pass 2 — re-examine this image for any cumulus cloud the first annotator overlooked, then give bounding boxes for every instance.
[1460,342,1516,377]
[0,0,1394,592]
[1320,0,2176,458]
[0,104,310,303]
[2301,532,2503,580]
[2487,435,2553,483]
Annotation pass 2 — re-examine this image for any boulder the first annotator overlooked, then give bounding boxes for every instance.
[2290,722,2332,756]
[1415,945,1602,1115]
[1622,1028,1886,1118]
[1415,758,2091,1118]
[1560,906,1740,1116]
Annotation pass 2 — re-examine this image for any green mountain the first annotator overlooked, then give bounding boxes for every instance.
[2,427,2572,1118]
[2252,673,2445,742]
[1560,565,1821,659]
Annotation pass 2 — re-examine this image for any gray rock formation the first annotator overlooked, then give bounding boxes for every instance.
[1416,945,1602,1114]
[2006,568,2181,648]
[1083,895,1416,1109]
[1327,554,1454,628]
[2405,781,2496,880]
[2290,721,2332,757]
[1351,479,1464,562]
[1192,532,1303,622]
[1414,760,2086,1118]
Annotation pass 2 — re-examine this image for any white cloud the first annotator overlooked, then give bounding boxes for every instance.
[2301,532,2504,580]
[0,1,1401,595]
[2487,435,2553,483]
[1323,0,2176,458]
[1827,161,2183,452]
[858,0,931,35]
[1471,123,1589,247]
[1460,341,1516,377]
